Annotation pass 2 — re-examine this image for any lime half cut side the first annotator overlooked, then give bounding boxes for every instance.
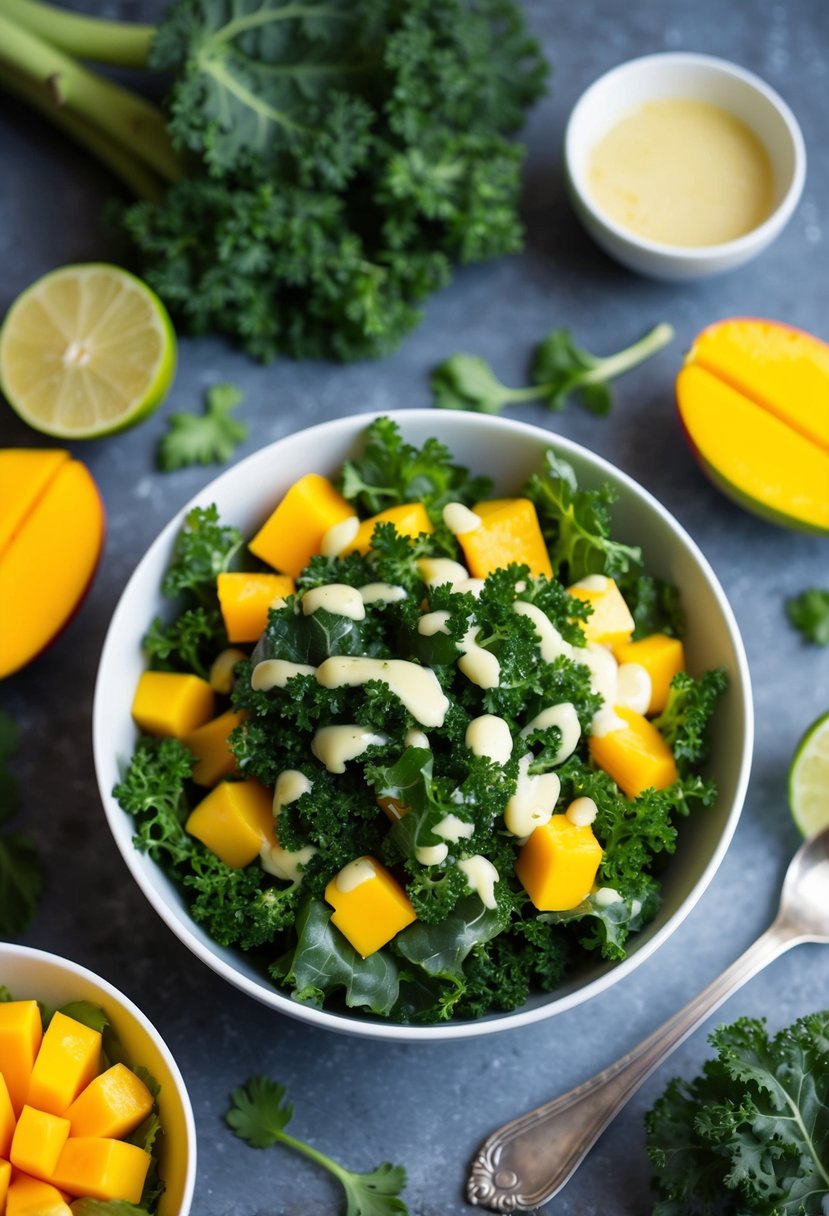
[788,710,829,837]
[0,263,176,439]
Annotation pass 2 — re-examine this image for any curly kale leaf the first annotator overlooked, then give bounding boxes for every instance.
[525,450,642,585]
[161,504,245,605]
[617,573,685,640]
[143,605,227,680]
[541,875,661,962]
[653,668,729,770]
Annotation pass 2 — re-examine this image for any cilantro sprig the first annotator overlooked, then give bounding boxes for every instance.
[786,588,829,645]
[226,1076,408,1216]
[0,709,43,936]
[158,383,247,472]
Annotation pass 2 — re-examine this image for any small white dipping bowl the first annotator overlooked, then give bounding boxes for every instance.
[0,943,196,1215]
[94,410,753,1042]
[564,52,806,281]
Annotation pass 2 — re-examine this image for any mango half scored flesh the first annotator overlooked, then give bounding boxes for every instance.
[676,318,829,534]
[0,449,105,678]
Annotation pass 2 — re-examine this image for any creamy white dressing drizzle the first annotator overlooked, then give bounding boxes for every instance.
[504,752,560,837]
[594,886,623,906]
[315,656,450,727]
[415,843,449,867]
[434,813,475,843]
[513,601,574,662]
[520,702,581,765]
[311,724,388,773]
[457,855,499,909]
[359,582,407,605]
[465,714,513,766]
[443,501,482,536]
[566,795,598,827]
[321,515,360,557]
[334,857,377,893]
[590,706,628,737]
[274,769,313,810]
[405,728,430,750]
[571,574,610,593]
[252,659,317,690]
[458,626,500,689]
[417,557,470,590]
[302,583,365,620]
[418,610,451,637]
[582,642,619,706]
[260,769,316,883]
[616,662,652,715]
[456,578,486,598]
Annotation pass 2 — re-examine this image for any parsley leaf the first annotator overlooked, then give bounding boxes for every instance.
[160,505,244,604]
[226,1076,408,1215]
[0,709,43,936]
[786,588,829,645]
[158,383,247,472]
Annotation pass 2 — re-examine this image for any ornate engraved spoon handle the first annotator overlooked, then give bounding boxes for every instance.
[467,921,796,1212]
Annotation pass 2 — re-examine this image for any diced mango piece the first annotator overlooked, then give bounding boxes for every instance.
[26,1011,102,1116]
[377,794,410,823]
[612,633,686,714]
[10,1105,70,1180]
[66,1063,154,1140]
[588,705,678,798]
[217,571,295,643]
[324,856,417,957]
[181,708,247,787]
[346,502,434,555]
[52,1137,152,1204]
[0,1075,14,1157]
[0,1159,10,1212]
[567,575,635,646]
[131,670,215,738]
[0,1001,42,1115]
[515,814,603,911]
[6,1173,71,1216]
[458,498,553,580]
[185,778,276,867]
[249,473,354,577]
[0,449,69,558]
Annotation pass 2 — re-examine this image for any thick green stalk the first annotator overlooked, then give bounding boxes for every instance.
[0,0,154,68]
[0,63,165,202]
[0,12,183,184]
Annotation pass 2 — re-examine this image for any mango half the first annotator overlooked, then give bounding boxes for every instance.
[676,318,829,534]
[0,449,105,678]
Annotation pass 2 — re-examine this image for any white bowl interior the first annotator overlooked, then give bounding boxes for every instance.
[93,410,753,1041]
[0,943,196,1215]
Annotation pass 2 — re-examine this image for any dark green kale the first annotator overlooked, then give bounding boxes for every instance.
[143,606,227,680]
[652,668,729,770]
[160,505,245,605]
[617,573,685,639]
[786,587,829,645]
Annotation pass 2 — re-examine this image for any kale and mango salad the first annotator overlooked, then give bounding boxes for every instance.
[115,418,726,1023]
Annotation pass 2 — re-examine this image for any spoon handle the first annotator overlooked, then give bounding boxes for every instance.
[467,919,796,1212]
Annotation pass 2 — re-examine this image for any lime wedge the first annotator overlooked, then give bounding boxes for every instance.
[0,263,176,439]
[788,710,829,837]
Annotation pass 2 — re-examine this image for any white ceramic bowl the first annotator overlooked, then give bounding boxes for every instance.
[0,943,196,1214]
[564,52,806,280]
[93,410,753,1041]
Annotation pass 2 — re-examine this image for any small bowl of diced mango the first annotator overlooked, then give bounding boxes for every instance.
[0,942,196,1215]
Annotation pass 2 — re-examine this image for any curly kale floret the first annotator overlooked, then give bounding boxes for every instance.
[653,668,729,769]
[143,605,227,680]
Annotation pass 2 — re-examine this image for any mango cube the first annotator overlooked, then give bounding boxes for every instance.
[0,1159,10,1212]
[0,1000,42,1115]
[217,571,295,643]
[10,1105,70,1179]
[66,1063,154,1140]
[459,498,553,580]
[612,633,685,715]
[515,815,603,911]
[6,1173,71,1216]
[26,1011,101,1116]
[567,576,635,646]
[0,1075,15,1157]
[325,856,416,957]
[249,473,354,577]
[52,1137,152,1204]
[185,778,276,868]
[181,708,247,787]
[131,670,215,738]
[346,502,433,555]
[588,706,678,798]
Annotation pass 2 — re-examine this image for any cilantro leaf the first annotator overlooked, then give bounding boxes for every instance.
[786,588,829,645]
[226,1076,408,1215]
[158,383,247,472]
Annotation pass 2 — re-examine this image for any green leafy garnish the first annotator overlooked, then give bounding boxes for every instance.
[646,1011,829,1215]
[652,668,729,771]
[158,383,247,472]
[431,322,674,415]
[0,709,43,936]
[226,1076,408,1215]
[786,588,829,645]
[160,505,244,605]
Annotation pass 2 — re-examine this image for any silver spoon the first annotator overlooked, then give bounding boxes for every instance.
[467,826,829,1212]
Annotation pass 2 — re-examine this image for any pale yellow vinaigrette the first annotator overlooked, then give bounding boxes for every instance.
[587,98,774,246]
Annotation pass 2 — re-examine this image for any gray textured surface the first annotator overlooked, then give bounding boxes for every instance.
[2,1,828,1212]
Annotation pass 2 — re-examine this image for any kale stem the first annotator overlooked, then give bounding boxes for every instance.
[0,13,183,185]
[1,0,154,68]
[580,321,675,385]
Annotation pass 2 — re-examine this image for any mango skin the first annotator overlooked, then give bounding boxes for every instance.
[0,450,105,679]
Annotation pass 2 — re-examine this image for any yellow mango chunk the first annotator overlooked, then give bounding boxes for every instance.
[324,856,417,957]
[458,498,553,580]
[66,1063,154,1140]
[10,1105,70,1180]
[6,1173,71,1216]
[588,706,678,798]
[346,502,434,555]
[249,473,354,577]
[185,778,275,867]
[181,708,247,787]
[612,633,685,714]
[515,814,603,911]
[0,448,69,558]
[27,1011,102,1116]
[567,575,635,646]
[217,571,295,643]
[0,1074,15,1157]
[131,670,215,738]
[52,1137,152,1204]
[0,1000,42,1115]
[0,1159,10,1212]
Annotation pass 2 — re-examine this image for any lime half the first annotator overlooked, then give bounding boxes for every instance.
[0,263,176,439]
[788,710,829,837]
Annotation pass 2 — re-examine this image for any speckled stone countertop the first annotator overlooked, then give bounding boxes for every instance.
[2,1,828,1212]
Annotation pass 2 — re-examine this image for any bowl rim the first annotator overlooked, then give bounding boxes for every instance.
[93,408,754,1042]
[564,50,807,262]
[0,941,197,1210]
